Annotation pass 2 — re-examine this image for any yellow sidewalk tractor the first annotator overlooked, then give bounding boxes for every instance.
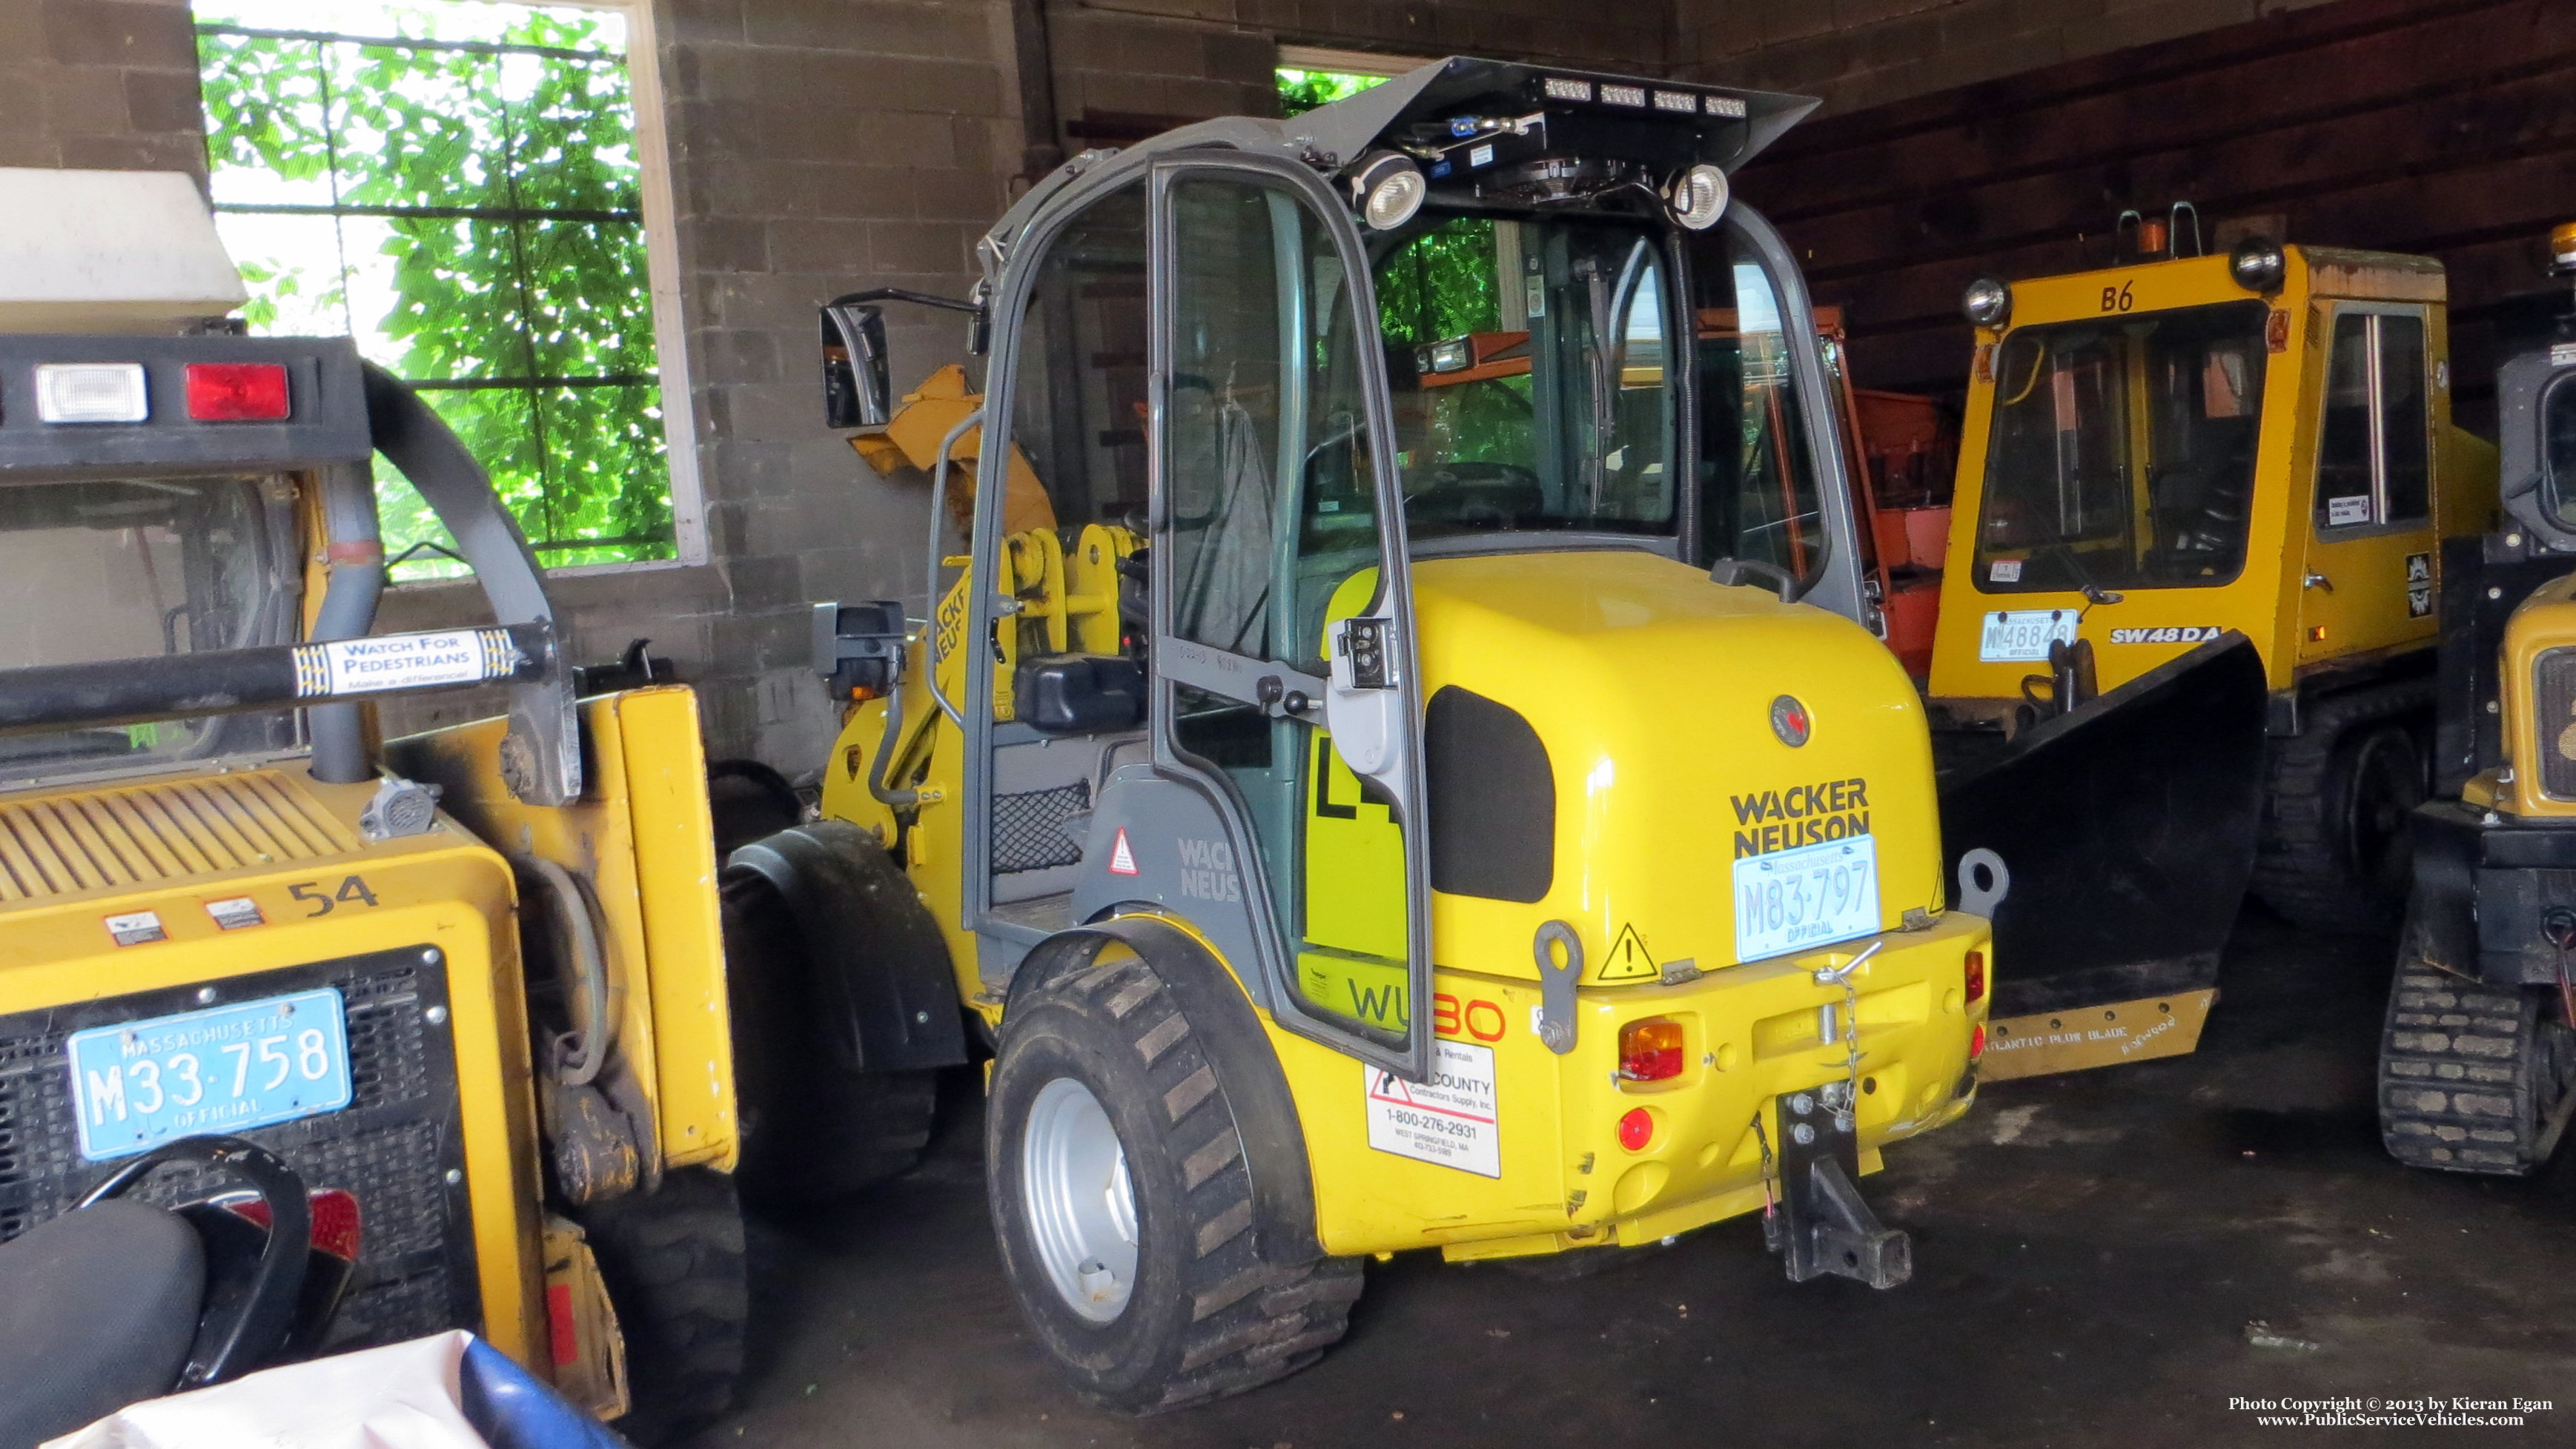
[2379,223,2576,1175]
[1922,208,2497,1078]
[728,59,1995,1410]
[0,170,741,1439]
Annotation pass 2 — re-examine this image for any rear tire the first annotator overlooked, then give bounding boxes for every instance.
[2253,686,2430,933]
[2379,940,2576,1174]
[721,872,937,1207]
[986,950,1363,1413]
[579,1168,749,1444]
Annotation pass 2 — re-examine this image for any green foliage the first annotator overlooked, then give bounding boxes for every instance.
[1375,217,1501,346]
[1277,67,1386,117]
[198,10,672,580]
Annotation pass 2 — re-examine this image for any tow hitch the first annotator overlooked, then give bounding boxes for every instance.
[1763,1084,1913,1290]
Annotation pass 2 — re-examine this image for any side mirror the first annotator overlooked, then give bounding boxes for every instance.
[821,302,891,430]
[812,599,907,700]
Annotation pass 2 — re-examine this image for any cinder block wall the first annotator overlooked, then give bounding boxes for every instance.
[0,0,208,175]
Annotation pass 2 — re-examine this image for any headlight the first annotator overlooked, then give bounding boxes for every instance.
[1668,163,1729,231]
[2229,236,2285,295]
[1352,151,1426,232]
[1961,276,2011,328]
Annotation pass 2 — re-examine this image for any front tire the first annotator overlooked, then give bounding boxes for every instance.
[577,1168,749,1443]
[986,950,1362,1412]
[2254,688,2430,933]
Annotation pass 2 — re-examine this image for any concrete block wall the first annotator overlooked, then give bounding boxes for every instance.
[0,0,208,176]
[1674,0,2351,114]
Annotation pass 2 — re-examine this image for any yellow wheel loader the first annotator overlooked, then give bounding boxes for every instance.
[1922,208,2497,1078]
[0,170,741,1439]
[2380,223,2576,1174]
[729,59,1993,1411]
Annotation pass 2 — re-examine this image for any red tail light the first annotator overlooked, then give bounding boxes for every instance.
[185,362,291,421]
[1618,1018,1686,1082]
[308,1189,362,1261]
[1970,1023,1987,1058]
[1964,949,1987,1007]
[224,1187,362,1259]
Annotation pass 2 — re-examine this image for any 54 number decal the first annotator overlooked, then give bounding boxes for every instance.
[288,875,380,917]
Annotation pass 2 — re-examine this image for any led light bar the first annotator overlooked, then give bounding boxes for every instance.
[1706,94,1748,119]
[34,362,148,424]
[1599,84,1647,108]
[1543,76,1593,102]
[1653,90,1699,113]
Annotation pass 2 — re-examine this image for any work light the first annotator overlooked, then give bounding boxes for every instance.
[1961,276,2012,328]
[1669,163,1729,231]
[2228,236,2286,295]
[1352,151,1426,232]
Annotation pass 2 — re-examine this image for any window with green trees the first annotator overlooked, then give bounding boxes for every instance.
[1276,67,1387,116]
[196,0,686,581]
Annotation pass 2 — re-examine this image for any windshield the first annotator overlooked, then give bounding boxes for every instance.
[1973,300,2269,593]
[2544,372,2576,528]
[0,475,302,783]
[1371,213,1676,542]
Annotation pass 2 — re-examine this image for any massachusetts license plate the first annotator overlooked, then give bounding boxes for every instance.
[1733,836,1881,963]
[1978,608,2080,663]
[67,988,353,1161]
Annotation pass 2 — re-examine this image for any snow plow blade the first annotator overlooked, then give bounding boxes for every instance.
[1938,633,2268,1078]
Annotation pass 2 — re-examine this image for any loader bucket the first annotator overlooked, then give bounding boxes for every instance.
[1938,633,2268,1078]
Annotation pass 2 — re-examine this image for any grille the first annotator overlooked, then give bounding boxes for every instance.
[2537,648,2576,799]
[0,771,360,903]
[0,946,477,1353]
[992,780,1090,874]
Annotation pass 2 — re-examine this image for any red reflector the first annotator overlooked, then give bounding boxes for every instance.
[548,1282,580,1367]
[1964,949,1987,1006]
[308,1189,362,1261]
[1618,1018,1686,1082]
[185,362,291,421]
[1970,1023,1987,1058]
[1618,1107,1655,1152]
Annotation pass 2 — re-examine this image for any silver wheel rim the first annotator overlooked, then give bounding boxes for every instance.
[1021,1075,1139,1322]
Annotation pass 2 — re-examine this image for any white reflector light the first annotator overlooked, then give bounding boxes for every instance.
[1600,84,1647,108]
[34,362,149,423]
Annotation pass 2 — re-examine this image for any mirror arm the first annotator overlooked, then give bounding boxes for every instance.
[1709,556,1798,602]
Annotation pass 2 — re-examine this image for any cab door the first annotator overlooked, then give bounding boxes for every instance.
[2296,302,2440,666]
[1147,156,1437,1080]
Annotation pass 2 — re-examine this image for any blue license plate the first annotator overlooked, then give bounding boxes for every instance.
[1732,835,1881,963]
[67,988,354,1161]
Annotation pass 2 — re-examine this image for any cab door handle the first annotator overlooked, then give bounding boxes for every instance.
[2303,572,2334,592]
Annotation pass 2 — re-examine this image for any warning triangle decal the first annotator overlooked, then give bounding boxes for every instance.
[1107,827,1139,876]
[1597,922,1659,982]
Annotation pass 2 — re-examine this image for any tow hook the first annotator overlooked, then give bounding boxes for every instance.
[1762,1085,1913,1290]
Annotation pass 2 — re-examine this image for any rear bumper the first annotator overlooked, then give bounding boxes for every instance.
[1454,911,1988,1258]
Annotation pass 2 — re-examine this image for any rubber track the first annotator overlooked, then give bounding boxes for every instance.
[1042,952,1365,1412]
[2380,966,2557,1173]
[2251,680,2432,932]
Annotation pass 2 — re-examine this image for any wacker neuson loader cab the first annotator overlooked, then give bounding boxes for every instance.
[738,59,1995,1410]
[2380,223,2576,1176]
[0,169,743,1437]
[1923,210,2497,1078]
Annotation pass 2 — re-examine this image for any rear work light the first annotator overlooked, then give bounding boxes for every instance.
[1964,949,1987,1007]
[185,362,291,421]
[1618,1018,1686,1083]
[34,362,148,422]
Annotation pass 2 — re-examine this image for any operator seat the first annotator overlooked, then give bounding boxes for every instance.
[0,1199,205,1445]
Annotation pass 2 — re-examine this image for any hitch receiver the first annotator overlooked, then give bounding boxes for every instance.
[1763,1088,1913,1290]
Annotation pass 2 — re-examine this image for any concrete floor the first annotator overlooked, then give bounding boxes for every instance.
[685,915,2576,1448]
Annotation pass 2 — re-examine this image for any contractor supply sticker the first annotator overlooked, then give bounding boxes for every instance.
[204,897,265,931]
[1366,1041,1500,1178]
[103,910,167,947]
[293,628,515,697]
